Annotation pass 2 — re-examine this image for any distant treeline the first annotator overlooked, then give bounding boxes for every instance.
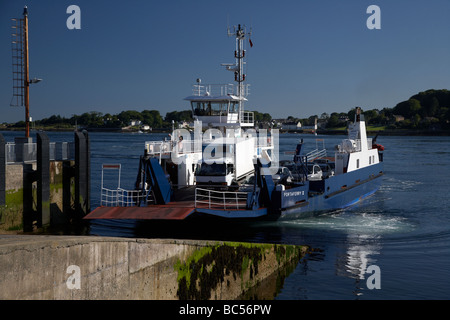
[5,89,450,131]
[389,89,450,129]
[286,89,450,131]
[6,109,273,130]
[9,110,174,129]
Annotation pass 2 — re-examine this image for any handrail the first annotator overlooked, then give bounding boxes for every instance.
[306,148,327,160]
[192,83,236,96]
[100,187,154,207]
[191,83,250,97]
[195,187,248,210]
[145,140,201,156]
[5,141,75,163]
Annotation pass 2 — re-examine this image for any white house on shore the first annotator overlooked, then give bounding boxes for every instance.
[281,121,302,130]
[129,120,142,126]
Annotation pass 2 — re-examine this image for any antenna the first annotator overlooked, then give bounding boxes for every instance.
[223,24,252,121]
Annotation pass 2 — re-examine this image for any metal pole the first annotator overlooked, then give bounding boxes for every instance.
[23,7,30,138]
[236,25,242,119]
[0,134,5,206]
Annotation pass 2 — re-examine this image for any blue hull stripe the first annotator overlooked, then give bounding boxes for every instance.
[192,163,383,219]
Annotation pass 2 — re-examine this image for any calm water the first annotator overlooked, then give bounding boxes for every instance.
[2,131,450,299]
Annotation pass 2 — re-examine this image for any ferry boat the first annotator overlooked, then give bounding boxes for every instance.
[85,24,384,222]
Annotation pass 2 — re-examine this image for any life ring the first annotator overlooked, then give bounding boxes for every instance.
[372,143,384,151]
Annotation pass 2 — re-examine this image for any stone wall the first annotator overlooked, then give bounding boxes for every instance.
[0,161,66,232]
[0,236,307,300]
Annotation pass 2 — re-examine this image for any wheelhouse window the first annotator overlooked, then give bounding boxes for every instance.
[191,101,238,116]
[229,101,238,113]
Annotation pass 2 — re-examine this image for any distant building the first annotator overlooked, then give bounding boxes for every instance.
[178,121,191,129]
[301,125,317,131]
[393,115,404,122]
[129,120,142,126]
[281,121,302,131]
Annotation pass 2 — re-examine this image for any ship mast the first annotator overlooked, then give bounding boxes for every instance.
[225,24,251,124]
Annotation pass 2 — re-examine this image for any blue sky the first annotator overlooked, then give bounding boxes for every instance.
[1,0,450,123]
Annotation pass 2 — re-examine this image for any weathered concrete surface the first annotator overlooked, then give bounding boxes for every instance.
[0,235,307,300]
[0,161,66,232]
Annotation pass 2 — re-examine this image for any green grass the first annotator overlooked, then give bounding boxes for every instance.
[367,125,387,131]
[325,125,387,132]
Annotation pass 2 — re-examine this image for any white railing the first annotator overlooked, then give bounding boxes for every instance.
[100,187,154,207]
[145,141,173,155]
[195,187,248,210]
[5,141,74,164]
[306,148,327,160]
[192,83,236,96]
[191,83,250,97]
[145,140,201,156]
[5,142,36,163]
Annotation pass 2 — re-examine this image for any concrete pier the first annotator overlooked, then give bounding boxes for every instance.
[0,131,90,233]
[0,235,308,300]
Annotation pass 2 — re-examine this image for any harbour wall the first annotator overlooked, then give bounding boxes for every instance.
[0,161,68,232]
[0,131,89,233]
[0,235,308,300]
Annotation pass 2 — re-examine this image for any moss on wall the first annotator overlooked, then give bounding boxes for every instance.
[0,188,24,231]
[0,161,68,233]
[174,242,307,300]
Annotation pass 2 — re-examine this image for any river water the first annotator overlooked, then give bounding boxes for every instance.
[2,131,449,299]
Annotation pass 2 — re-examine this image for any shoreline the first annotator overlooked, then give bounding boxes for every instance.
[0,127,171,133]
[1,127,449,136]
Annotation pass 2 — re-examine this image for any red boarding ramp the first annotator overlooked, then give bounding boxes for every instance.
[84,201,196,220]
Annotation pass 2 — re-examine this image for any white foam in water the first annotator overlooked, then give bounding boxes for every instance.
[280,211,415,235]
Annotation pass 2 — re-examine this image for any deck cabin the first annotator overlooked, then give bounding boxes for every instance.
[184,82,254,129]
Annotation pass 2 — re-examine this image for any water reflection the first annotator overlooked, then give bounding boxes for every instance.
[339,234,381,279]
[336,234,382,297]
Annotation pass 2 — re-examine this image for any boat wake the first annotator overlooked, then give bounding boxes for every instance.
[277,210,415,236]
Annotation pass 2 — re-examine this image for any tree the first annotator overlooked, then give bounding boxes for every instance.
[363,109,378,124]
[326,113,340,128]
[165,110,192,123]
[308,115,318,125]
[347,108,363,121]
[425,97,439,117]
[142,110,163,128]
[253,111,272,122]
[117,110,143,126]
[78,111,104,127]
[393,99,421,119]
[413,113,421,128]
[141,110,153,126]
[12,120,25,128]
